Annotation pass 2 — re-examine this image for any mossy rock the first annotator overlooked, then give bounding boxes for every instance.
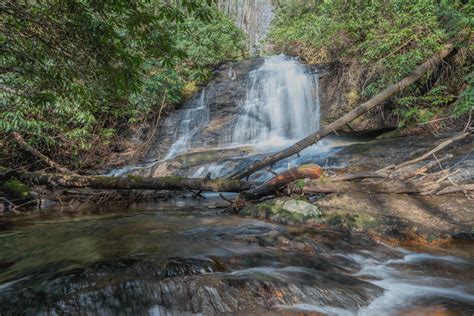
[2,177,32,200]
[240,198,322,224]
[323,212,379,231]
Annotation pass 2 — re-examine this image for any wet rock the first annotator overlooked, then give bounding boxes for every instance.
[328,133,473,178]
[241,198,322,224]
[144,58,264,161]
[314,192,474,242]
[146,146,253,177]
[0,262,381,315]
[2,177,34,204]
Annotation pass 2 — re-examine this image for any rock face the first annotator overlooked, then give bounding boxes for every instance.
[144,58,264,161]
[314,192,474,242]
[317,62,397,132]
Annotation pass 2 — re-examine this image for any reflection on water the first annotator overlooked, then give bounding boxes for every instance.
[0,204,473,315]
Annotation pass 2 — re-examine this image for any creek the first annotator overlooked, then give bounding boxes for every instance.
[1,1,473,314]
[1,53,473,315]
[0,204,473,315]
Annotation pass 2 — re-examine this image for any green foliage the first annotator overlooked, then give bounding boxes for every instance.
[268,0,473,127]
[2,178,31,200]
[0,0,245,168]
[453,71,474,117]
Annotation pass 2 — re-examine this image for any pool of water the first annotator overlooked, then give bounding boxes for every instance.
[0,203,473,315]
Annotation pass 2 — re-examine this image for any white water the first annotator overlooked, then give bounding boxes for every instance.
[165,89,209,159]
[278,250,474,315]
[232,54,320,145]
[164,54,321,161]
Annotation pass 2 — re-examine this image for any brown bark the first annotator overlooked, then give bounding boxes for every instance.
[19,172,253,193]
[242,164,323,199]
[230,44,454,180]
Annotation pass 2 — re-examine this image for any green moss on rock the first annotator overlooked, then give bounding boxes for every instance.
[2,178,31,200]
[241,198,322,224]
[323,211,378,231]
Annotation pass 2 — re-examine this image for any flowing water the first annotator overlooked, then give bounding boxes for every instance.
[2,3,473,313]
[3,49,472,316]
[165,89,209,159]
[0,206,473,315]
[232,55,320,145]
[163,54,321,161]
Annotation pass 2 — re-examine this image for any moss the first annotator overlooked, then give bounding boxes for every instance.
[241,198,321,224]
[294,179,305,189]
[93,176,121,186]
[126,174,145,182]
[2,178,31,200]
[241,201,280,219]
[0,166,8,173]
[324,212,378,230]
[160,176,185,182]
[376,129,405,139]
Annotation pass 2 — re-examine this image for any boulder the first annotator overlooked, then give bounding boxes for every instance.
[241,197,322,224]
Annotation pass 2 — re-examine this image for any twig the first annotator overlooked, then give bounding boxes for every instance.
[382,132,469,172]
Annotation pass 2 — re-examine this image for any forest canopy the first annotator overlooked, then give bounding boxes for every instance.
[1,0,245,168]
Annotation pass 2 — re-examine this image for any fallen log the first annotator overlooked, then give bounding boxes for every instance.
[19,172,253,193]
[14,165,323,200]
[230,44,454,180]
[242,164,323,199]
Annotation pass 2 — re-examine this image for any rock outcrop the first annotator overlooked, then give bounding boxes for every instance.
[144,58,264,161]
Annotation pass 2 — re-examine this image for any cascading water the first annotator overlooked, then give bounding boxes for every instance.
[165,89,209,159]
[164,55,320,161]
[232,54,320,145]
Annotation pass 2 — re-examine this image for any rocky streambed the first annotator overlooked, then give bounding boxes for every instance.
[1,203,473,315]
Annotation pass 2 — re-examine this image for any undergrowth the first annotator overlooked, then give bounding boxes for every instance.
[268,0,473,128]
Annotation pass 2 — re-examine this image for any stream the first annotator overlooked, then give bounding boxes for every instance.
[2,51,473,316]
[1,1,473,314]
[0,205,473,315]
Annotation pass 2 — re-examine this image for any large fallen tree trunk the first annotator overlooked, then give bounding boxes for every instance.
[14,164,324,200]
[19,172,253,192]
[15,164,321,196]
[242,164,323,199]
[230,44,454,180]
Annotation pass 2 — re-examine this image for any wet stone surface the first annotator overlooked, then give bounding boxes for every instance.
[0,205,473,315]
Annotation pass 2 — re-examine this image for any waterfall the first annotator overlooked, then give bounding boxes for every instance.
[232,55,320,146]
[165,89,209,159]
[163,55,320,160]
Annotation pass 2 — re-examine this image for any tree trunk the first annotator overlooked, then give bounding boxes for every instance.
[19,172,253,192]
[242,164,323,199]
[16,165,323,199]
[230,44,454,180]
